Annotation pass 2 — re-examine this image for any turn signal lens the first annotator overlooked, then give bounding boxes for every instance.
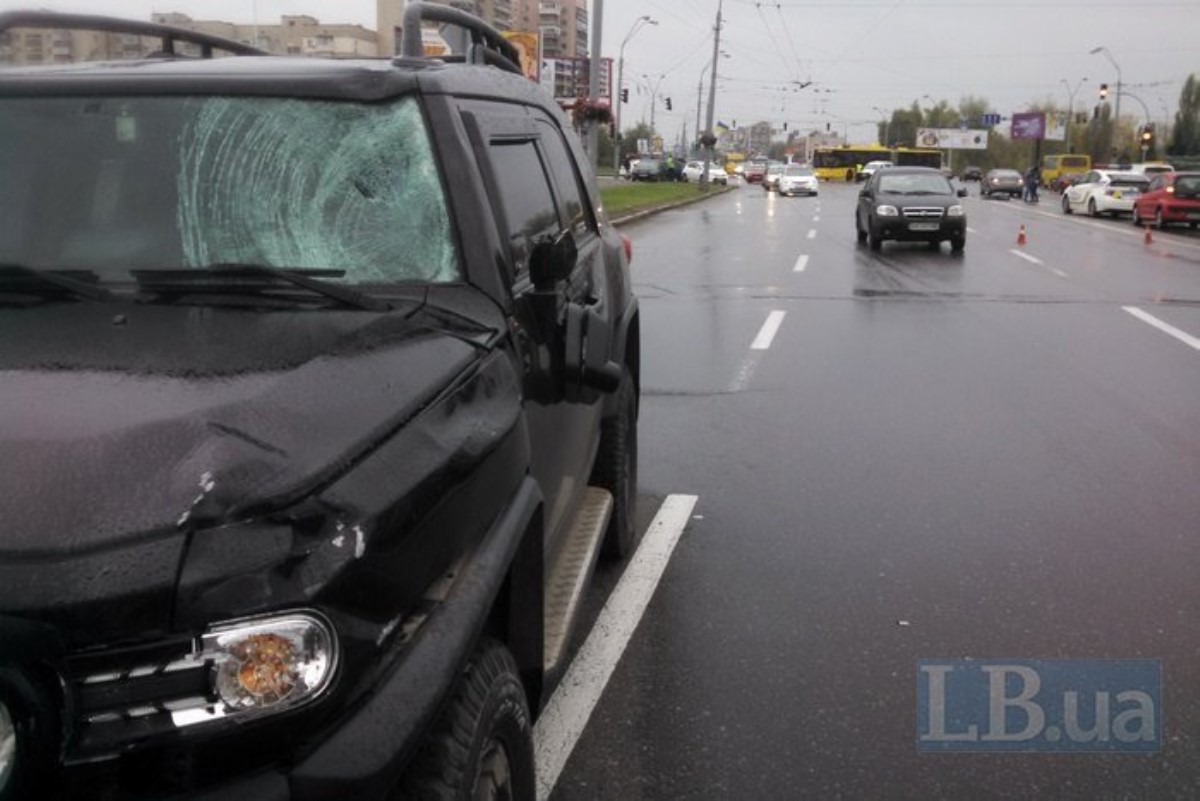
[201,612,337,716]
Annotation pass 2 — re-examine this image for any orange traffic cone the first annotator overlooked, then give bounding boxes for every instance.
[1143,224,1153,245]
[1017,224,1027,246]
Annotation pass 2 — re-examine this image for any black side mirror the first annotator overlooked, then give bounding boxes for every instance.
[529,229,578,289]
[957,187,968,197]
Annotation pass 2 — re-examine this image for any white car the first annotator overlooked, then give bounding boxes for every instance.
[859,160,893,182]
[681,160,706,182]
[682,160,729,184]
[778,164,818,196]
[1061,169,1150,217]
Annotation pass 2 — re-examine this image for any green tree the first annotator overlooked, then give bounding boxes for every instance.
[1169,73,1199,155]
[618,121,655,162]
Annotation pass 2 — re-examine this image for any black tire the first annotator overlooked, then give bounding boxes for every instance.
[868,224,882,251]
[950,233,965,253]
[1062,195,1072,215]
[1131,205,1142,226]
[1088,198,1098,217]
[592,369,638,560]
[855,215,867,244]
[396,639,534,801]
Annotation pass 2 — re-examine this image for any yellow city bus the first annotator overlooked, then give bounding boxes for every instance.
[1040,154,1091,186]
[813,145,942,182]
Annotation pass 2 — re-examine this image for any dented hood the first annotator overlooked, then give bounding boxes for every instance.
[0,298,493,559]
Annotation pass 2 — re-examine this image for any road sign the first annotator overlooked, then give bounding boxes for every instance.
[980,113,1002,126]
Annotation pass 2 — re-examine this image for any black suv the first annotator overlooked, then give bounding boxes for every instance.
[855,167,969,253]
[0,5,638,799]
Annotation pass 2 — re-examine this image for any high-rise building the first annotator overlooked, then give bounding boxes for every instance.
[378,0,587,59]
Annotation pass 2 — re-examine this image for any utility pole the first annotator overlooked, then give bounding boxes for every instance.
[700,0,723,187]
[586,0,604,170]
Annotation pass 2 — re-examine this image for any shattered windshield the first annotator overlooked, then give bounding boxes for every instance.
[0,95,459,284]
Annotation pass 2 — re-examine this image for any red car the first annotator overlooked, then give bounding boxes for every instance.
[1131,171,1200,229]
[743,159,768,184]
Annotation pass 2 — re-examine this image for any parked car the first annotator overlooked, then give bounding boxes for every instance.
[707,164,729,185]
[0,6,639,801]
[778,164,819,196]
[631,157,665,181]
[1061,169,1150,217]
[858,160,893,182]
[681,160,706,182]
[1131,171,1200,229]
[855,166,968,252]
[980,168,1024,198]
[960,165,983,182]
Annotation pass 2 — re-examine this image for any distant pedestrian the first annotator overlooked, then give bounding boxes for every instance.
[1024,165,1040,203]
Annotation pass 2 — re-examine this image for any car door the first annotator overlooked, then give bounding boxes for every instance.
[465,104,605,547]
[1068,171,1097,207]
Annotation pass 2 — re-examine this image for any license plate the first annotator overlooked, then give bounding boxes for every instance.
[909,223,940,231]
[1112,191,1122,199]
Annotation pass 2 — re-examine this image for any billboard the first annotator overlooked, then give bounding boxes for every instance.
[915,128,989,149]
[1011,112,1046,141]
[501,31,539,81]
[1044,112,1066,142]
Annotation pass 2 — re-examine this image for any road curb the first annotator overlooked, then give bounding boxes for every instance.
[610,184,736,226]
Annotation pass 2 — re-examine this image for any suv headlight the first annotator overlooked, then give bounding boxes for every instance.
[194,612,338,720]
[946,205,965,217]
[876,204,899,216]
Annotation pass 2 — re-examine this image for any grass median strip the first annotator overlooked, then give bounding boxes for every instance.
[600,182,726,217]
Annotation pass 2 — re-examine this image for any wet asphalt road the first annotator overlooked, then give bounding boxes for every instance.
[552,180,1200,799]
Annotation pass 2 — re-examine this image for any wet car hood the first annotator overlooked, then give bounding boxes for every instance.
[0,297,494,559]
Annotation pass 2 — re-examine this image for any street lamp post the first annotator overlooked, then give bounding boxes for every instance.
[700,0,724,188]
[1060,77,1087,152]
[872,106,889,147]
[1090,46,1122,150]
[585,0,605,169]
[613,15,656,173]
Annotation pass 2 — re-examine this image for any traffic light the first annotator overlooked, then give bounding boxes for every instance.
[1099,83,1108,100]
[665,97,672,111]
[620,87,628,103]
[1141,124,1154,147]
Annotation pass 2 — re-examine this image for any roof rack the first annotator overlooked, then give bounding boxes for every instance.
[398,2,522,76]
[0,10,267,58]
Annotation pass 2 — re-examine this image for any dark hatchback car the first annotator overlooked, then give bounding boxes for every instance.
[0,5,639,800]
[855,167,968,252]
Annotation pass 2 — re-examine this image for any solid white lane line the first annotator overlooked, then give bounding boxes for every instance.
[1122,306,1200,351]
[1048,267,1069,278]
[1009,249,1043,265]
[793,254,810,273]
[806,229,817,239]
[533,494,700,801]
[813,215,821,222]
[750,310,787,350]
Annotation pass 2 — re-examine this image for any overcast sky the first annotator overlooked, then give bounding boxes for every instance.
[3,0,1196,144]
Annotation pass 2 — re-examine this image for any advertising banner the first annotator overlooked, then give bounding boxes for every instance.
[1011,112,1047,141]
[916,128,989,149]
[1044,112,1066,142]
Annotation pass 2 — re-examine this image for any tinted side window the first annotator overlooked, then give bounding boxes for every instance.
[535,119,594,241]
[488,140,559,277]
